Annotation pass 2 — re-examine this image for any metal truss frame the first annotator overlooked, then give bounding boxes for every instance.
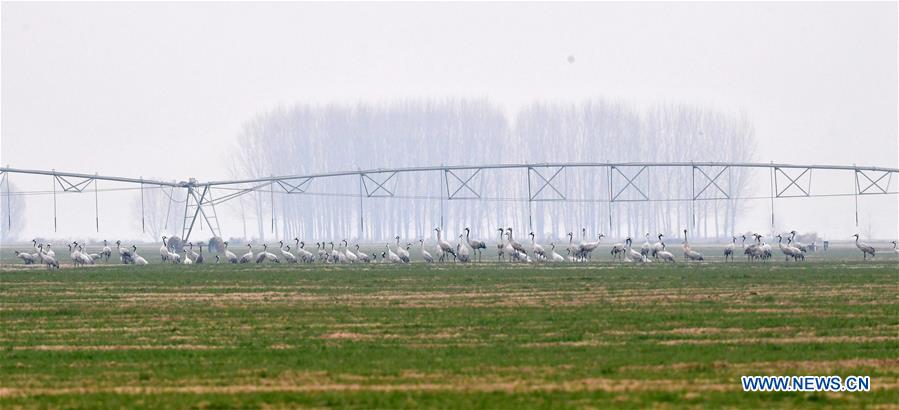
[528,166,565,201]
[692,165,730,200]
[774,166,812,198]
[361,171,399,197]
[445,168,481,199]
[856,169,893,195]
[610,165,648,201]
[2,162,897,241]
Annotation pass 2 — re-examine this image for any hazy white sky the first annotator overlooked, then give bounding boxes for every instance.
[1,2,897,240]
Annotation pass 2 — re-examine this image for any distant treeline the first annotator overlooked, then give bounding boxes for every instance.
[228,99,756,242]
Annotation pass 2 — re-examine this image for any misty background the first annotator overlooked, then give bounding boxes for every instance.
[1,2,897,243]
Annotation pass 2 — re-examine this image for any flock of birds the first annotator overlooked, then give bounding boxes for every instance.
[12,229,896,269]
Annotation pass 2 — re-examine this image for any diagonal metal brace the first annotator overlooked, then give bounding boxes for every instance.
[445,168,481,199]
[692,166,730,200]
[775,167,811,197]
[528,166,566,201]
[55,175,95,192]
[275,177,313,194]
[361,172,398,197]
[856,169,892,194]
[182,185,221,242]
[611,166,648,201]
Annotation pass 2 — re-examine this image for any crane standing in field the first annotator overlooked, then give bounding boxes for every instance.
[419,239,434,263]
[464,228,487,262]
[101,240,113,262]
[724,236,736,262]
[651,234,665,259]
[435,227,456,262]
[641,233,652,257]
[852,234,876,260]
[682,229,704,261]
[222,242,239,264]
[528,231,546,261]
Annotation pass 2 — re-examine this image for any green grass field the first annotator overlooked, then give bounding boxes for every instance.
[1,258,898,408]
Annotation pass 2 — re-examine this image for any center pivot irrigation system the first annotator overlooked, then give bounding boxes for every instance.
[1,162,897,242]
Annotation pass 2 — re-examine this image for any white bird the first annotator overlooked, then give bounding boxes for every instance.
[37,244,60,269]
[168,249,182,264]
[464,227,487,262]
[182,251,193,265]
[651,234,666,258]
[625,237,649,263]
[724,236,736,262]
[435,227,456,262]
[609,238,626,262]
[743,234,764,261]
[456,238,471,263]
[15,251,36,264]
[186,242,200,261]
[549,243,565,262]
[497,228,508,261]
[852,234,876,260]
[41,242,56,259]
[776,234,803,262]
[682,229,704,261]
[506,228,527,255]
[503,230,519,262]
[256,244,280,263]
[132,246,148,265]
[223,242,238,263]
[890,241,898,254]
[239,244,254,264]
[656,239,677,262]
[528,232,546,260]
[343,240,358,263]
[578,231,603,260]
[294,239,314,263]
[160,236,170,262]
[279,241,298,264]
[116,241,134,264]
[329,242,345,263]
[419,239,434,263]
[640,233,652,257]
[101,240,113,262]
[195,244,205,264]
[385,244,401,263]
[69,243,81,267]
[355,244,371,263]
[394,236,410,263]
[565,232,581,261]
[789,231,809,253]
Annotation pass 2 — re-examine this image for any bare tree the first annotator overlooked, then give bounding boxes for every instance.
[0,181,26,242]
[230,99,756,241]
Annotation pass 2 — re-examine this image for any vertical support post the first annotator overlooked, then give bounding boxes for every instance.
[607,166,613,235]
[4,171,11,230]
[527,167,533,232]
[94,175,99,232]
[270,177,275,234]
[52,171,57,232]
[854,168,859,227]
[440,169,446,230]
[358,173,364,239]
[164,186,174,230]
[691,165,696,230]
[769,164,775,230]
[140,178,145,233]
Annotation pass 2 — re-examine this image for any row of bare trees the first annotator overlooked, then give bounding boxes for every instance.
[228,99,756,243]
